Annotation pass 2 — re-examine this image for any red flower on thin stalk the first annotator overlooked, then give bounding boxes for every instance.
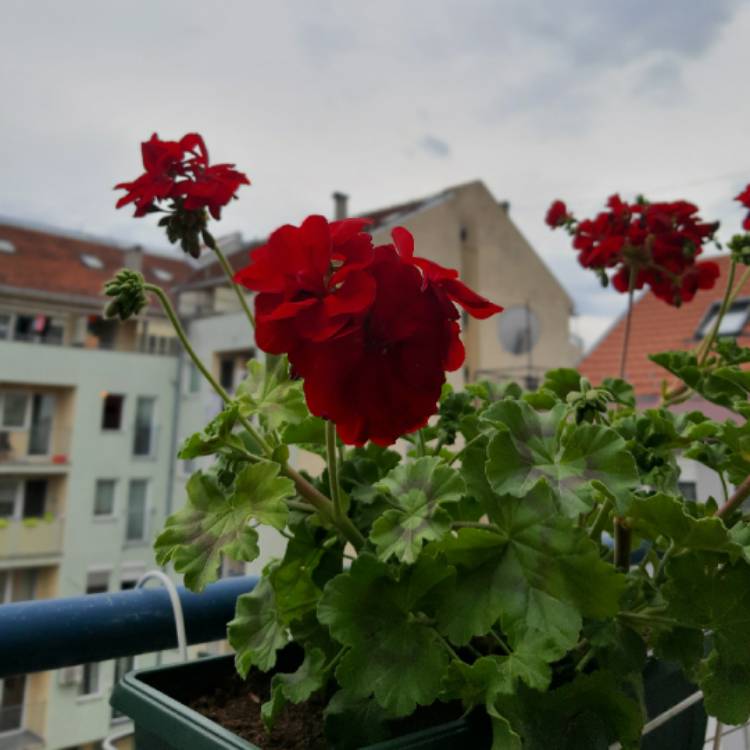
[115,132,250,257]
[735,184,750,230]
[235,219,502,446]
[547,194,720,307]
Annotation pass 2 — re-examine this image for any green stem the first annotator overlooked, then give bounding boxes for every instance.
[697,259,738,366]
[416,430,428,457]
[326,420,343,521]
[144,283,366,551]
[435,633,462,662]
[654,541,675,583]
[716,473,750,518]
[587,498,612,542]
[204,234,256,329]
[489,628,510,655]
[452,521,504,534]
[447,434,484,466]
[619,264,637,379]
[618,610,679,628]
[575,647,596,673]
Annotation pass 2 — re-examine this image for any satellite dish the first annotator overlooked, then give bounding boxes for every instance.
[499,305,540,355]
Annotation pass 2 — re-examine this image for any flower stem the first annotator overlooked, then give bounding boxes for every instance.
[697,259,738,366]
[447,434,484,466]
[144,283,366,550]
[326,420,343,521]
[204,234,256,329]
[716,474,750,518]
[452,520,504,535]
[619,265,637,379]
[416,430,428,457]
[587,498,612,542]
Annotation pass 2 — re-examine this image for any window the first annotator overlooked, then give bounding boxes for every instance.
[80,253,104,269]
[153,268,173,282]
[101,394,124,430]
[678,480,698,501]
[0,239,15,254]
[126,480,148,542]
[12,314,64,345]
[219,357,235,390]
[696,300,750,339]
[28,393,54,455]
[0,674,26,732]
[94,479,116,517]
[1,392,28,428]
[187,362,201,394]
[78,663,100,697]
[0,480,18,518]
[0,313,11,340]
[22,479,47,518]
[133,397,155,456]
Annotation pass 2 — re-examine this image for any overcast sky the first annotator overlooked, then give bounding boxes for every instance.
[2,0,750,349]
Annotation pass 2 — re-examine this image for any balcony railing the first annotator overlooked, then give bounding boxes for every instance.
[0,515,64,560]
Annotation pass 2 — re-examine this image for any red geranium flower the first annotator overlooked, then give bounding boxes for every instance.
[548,194,720,307]
[234,215,376,355]
[115,132,249,219]
[234,219,503,445]
[735,184,750,230]
[545,200,569,228]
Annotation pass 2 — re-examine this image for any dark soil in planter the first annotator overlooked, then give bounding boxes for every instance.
[179,648,463,750]
[187,665,327,750]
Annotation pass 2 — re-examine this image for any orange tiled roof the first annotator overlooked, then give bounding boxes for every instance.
[0,222,192,305]
[579,255,748,396]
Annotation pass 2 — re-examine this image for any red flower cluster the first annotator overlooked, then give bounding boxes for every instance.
[735,184,750,230]
[235,216,502,446]
[547,195,720,306]
[115,133,249,220]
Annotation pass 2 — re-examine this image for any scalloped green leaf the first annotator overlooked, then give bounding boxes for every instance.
[318,555,453,716]
[369,458,465,563]
[261,647,327,730]
[435,482,625,652]
[628,493,740,555]
[155,463,293,592]
[236,358,308,430]
[228,574,289,676]
[178,404,241,459]
[483,400,638,516]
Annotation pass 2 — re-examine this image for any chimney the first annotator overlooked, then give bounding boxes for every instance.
[498,201,510,214]
[124,244,143,271]
[332,192,349,220]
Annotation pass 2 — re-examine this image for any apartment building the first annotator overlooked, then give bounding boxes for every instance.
[0,222,189,750]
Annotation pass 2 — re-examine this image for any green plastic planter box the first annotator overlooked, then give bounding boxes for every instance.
[110,652,484,750]
[110,654,705,749]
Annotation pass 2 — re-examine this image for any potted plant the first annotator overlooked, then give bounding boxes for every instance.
[107,132,750,749]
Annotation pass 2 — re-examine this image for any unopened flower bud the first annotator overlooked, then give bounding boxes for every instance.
[104,269,148,320]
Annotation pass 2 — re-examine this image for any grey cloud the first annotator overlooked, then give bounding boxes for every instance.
[419,135,452,158]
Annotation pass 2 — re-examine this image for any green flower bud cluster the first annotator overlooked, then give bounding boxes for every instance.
[104,268,148,320]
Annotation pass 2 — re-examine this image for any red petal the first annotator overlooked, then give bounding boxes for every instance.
[440,278,503,319]
[391,227,415,259]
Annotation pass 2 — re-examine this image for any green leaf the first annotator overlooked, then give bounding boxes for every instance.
[281,416,327,452]
[663,554,750,723]
[324,690,390,749]
[628,493,740,555]
[483,400,638,516]
[261,647,327,730]
[541,368,582,399]
[435,482,625,653]
[155,463,293,592]
[318,555,452,716]
[236,358,308,430]
[233,462,294,530]
[178,404,241,459]
[154,471,257,591]
[602,377,636,407]
[228,574,289,676]
[370,458,465,563]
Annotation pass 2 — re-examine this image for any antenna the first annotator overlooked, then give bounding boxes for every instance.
[498,304,540,355]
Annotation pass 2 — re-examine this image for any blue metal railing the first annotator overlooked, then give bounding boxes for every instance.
[0,575,257,678]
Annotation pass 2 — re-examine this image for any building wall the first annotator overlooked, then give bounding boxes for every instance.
[0,339,180,749]
[370,182,578,383]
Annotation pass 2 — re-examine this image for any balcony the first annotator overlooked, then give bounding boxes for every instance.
[0,516,64,563]
[0,430,70,473]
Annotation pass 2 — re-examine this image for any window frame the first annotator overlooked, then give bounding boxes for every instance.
[132,396,156,458]
[125,479,149,544]
[93,478,117,520]
[101,393,125,431]
[0,391,30,430]
[696,298,750,339]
